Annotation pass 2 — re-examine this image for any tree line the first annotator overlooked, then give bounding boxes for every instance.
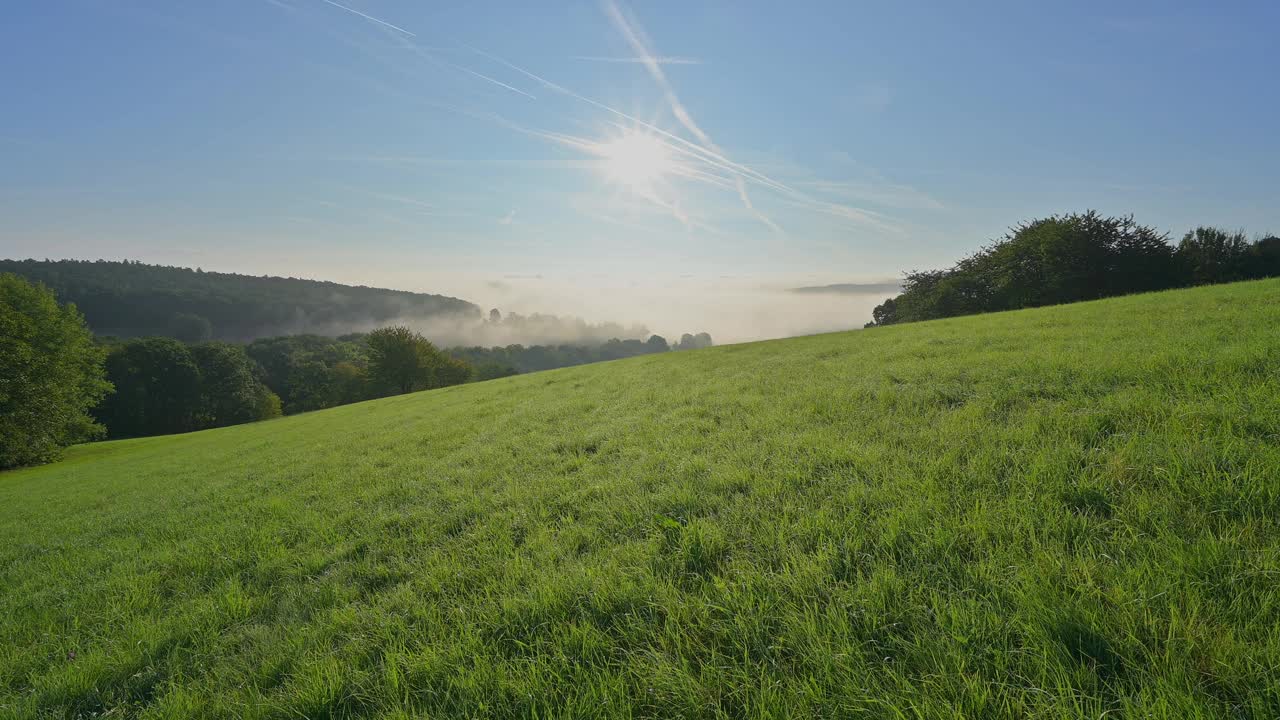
[89,327,478,441]
[868,212,1280,326]
[0,259,666,348]
[1,274,716,468]
[0,259,480,342]
[453,330,713,376]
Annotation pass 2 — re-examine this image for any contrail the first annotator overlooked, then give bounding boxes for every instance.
[465,45,798,198]
[381,33,537,100]
[468,17,897,236]
[601,0,783,234]
[602,0,713,147]
[444,62,536,100]
[321,0,415,36]
[571,56,701,65]
[735,176,784,234]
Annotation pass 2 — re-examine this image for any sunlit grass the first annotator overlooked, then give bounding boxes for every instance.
[3,280,1279,717]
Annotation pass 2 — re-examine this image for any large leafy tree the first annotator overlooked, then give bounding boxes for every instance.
[245,334,370,413]
[1176,227,1251,285]
[1247,236,1280,279]
[367,326,472,396]
[0,274,111,469]
[189,343,281,427]
[981,212,1178,309]
[96,338,203,438]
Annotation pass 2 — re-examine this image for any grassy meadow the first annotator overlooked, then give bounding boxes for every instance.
[3,280,1280,718]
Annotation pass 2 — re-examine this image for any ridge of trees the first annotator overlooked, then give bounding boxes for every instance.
[1,269,714,466]
[0,259,480,341]
[91,328,470,440]
[451,331,713,377]
[868,213,1280,327]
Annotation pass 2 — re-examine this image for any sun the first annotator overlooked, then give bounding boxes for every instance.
[595,130,675,196]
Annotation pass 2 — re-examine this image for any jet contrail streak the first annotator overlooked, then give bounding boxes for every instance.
[571,56,701,65]
[445,62,536,100]
[464,45,801,199]
[321,0,416,36]
[602,0,788,234]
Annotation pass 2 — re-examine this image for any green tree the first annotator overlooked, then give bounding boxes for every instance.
[0,274,112,469]
[190,343,281,427]
[244,334,372,413]
[284,360,335,413]
[982,212,1177,309]
[472,362,519,381]
[368,325,448,392]
[867,297,898,327]
[329,361,370,405]
[1177,227,1250,285]
[1246,236,1280,279]
[435,355,475,387]
[96,338,203,438]
[875,212,1181,326]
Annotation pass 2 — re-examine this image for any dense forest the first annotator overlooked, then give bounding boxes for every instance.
[0,259,661,347]
[1,265,717,455]
[868,213,1280,326]
[240,331,710,412]
[0,259,480,341]
[91,327,475,439]
[80,329,709,441]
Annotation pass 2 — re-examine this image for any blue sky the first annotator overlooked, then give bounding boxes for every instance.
[1,1,1277,334]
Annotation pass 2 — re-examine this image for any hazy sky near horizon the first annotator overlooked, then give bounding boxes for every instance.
[2,1,1277,335]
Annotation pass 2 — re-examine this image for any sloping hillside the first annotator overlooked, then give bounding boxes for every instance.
[2,280,1279,718]
[0,259,480,341]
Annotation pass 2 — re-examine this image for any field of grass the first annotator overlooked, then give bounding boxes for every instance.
[3,280,1280,718]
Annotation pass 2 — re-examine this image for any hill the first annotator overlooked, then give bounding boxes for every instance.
[3,280,1279,717]
[0,259,480,341]
[788,281,903,295]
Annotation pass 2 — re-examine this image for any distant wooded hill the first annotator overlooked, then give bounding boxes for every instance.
[787,282,903,295]
[0,259,480,342]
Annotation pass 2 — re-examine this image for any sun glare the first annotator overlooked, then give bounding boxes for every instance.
[595,131,675,195]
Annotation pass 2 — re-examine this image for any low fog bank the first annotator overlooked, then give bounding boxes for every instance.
[408,275,902,346]
[304,311,653,348]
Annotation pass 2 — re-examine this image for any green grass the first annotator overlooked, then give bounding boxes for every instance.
[4,280,1280,719]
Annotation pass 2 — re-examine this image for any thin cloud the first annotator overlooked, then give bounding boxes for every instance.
[734,176,784,235]
[594,3,911,235]
[352,188,437,212]
[467,37,901,236]
[804,179,944,211]
[340,154,594,170]
[809,201,905,235]
[464,50,781,202]
[571,55,701,65]
[299,0,907,241]
[600,0,785,234]
[444,62,536,100]
[602,1,713,147]
[320,0,415,36]
[369,31,537,101]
